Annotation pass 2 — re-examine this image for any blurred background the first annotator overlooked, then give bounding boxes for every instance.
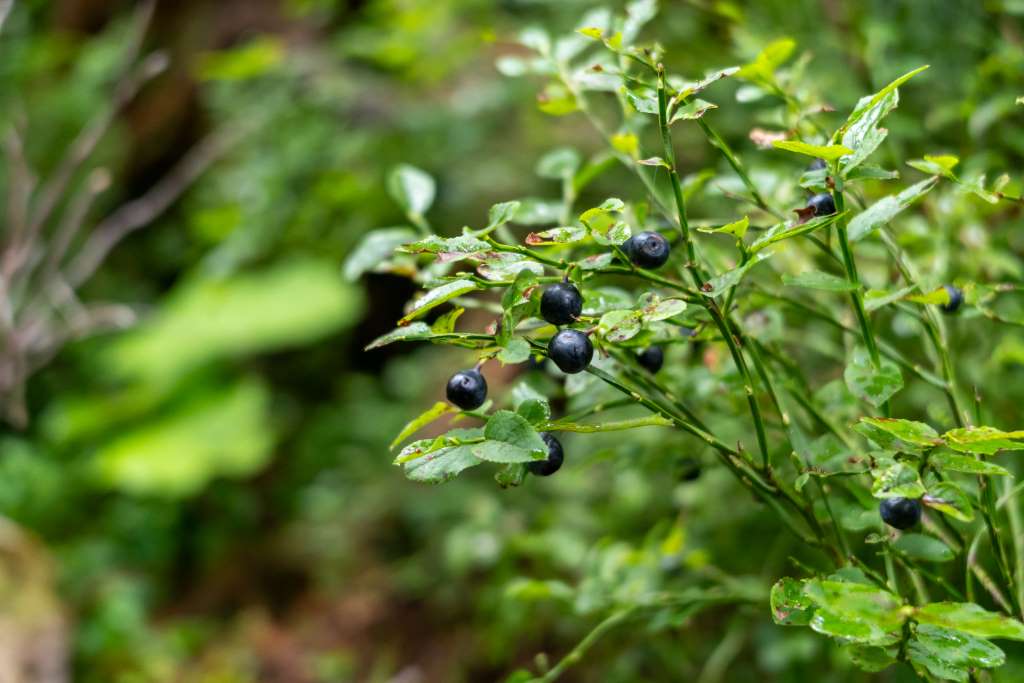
[0,0,1023,681]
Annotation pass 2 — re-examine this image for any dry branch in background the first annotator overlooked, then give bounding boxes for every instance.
[0,0,243,427]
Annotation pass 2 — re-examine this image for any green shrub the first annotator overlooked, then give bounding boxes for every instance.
[359,2,1024,680]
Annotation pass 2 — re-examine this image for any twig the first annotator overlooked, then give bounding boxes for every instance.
[26,0,159,240]
[66,128,242,287]
[0,0,13,35]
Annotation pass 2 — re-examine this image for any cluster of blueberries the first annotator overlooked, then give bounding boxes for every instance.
[444,230,673,476]
[443,181,962,492]
[806,159,955,528]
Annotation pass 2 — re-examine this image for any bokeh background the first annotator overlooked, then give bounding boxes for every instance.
[1,0,1023,681]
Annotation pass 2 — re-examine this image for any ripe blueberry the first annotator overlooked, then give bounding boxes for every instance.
[808,158,827,171]
[547,329,593,374]
[540,282,583,325]
[637,346,664,374]
[806,193,836,217]
[623,231,670,269]
[527,432,564,476]
[446,368,487,410]
[879,497,922,530]
[940,285,963,314]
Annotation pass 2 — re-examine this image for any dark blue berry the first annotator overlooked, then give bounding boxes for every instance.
[540,282,583,325]
[808,158,827,171]
[940,285,963,314]
[807,193,836,217]
[547,329,593,374]
[637,347,664,374]
[623,231,670,269]
[879,497,922,530]
[446,368,487,410]
[527,432,564,476]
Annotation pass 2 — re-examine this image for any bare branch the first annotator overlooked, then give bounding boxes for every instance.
[66,127,243,288]
[29,168,111,289]
[0,0,13,36]
[25,0,158,239]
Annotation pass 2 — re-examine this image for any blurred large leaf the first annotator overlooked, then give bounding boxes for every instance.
[92,379,274,497]
[108,259,361,382]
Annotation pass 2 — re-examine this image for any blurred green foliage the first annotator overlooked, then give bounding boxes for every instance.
[0,0,1023,681]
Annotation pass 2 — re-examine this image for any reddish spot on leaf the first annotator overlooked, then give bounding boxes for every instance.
[794,206,816,224]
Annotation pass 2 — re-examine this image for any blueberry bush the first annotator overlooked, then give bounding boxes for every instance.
[356,2,1024,680]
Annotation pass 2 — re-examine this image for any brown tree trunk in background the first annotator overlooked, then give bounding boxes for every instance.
[0,518,68,683]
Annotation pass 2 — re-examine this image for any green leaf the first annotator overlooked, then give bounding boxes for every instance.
[906,286,957,306]
[804,580,906,645]
[93,379,274,497]
[848,178,939,242]
[770,577,814,626]
[499,338,532,364]
[845,645,898,673]
[403,442,483,483]
[839,65,930,136]
[871,462,926,499]
[700,251,772,297]
[672,66,740,102]
[431,307,464,334]
[343,227,420,281]
[907,154,959,179]
[924,481,975,522]
[930,450,1011,476]
[495,463,528,488]
[525,226,588,245]
[600,309,644,342]
[480,410,548,461]
[400,279,479,325]
[944,426,1024,455]
[387,164,435,215]
[516,398,551,426]
[641,297,687,322]
[772,140,853,161]
[735,39,795,85]
[748,212,845,253]
[578,253,614,270]
[390,402,454,451]
[669,98,717,123]
[198,37,285,81]
[537,81,578,116]
[908,625,1005,682]
[844,346,904,407]
[487,201,522,231]
[478,259,544,282]
[624,87,659,115]
[110,259,362,382]
[637,156,671,169]
[505,578,574,603]
[864,285,917,313]
[536,147,580,179]
[365,322,433,350]
[839,89,896,174]
[697,216,749,239]
[854,417,941,454]
[893,534,954,563]
[782,271,858,292]
[846,165,900,182]
[400,233,491,255]
[472,440,544,463]
[914,602,1024,640]
[579,197,625,222]
[512,198,564,225]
